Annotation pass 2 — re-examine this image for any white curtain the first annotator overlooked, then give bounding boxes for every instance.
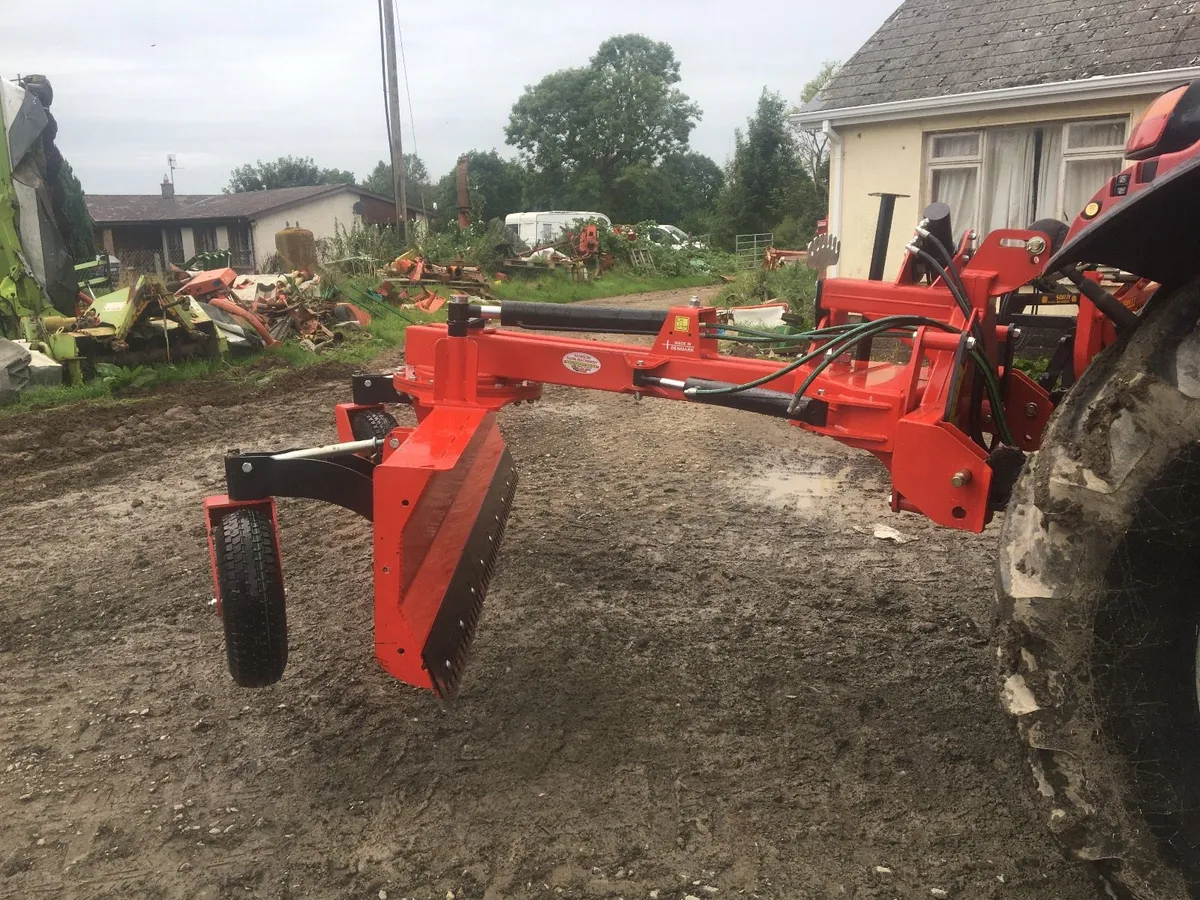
[984,128,1037,232]
[931,167,978,236]
[1062,158,1122,221]
[1068,121,1126,149]
[933,134,980,158]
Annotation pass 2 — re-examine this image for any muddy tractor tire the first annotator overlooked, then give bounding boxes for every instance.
[997,276,1200,898]
[213,507,288,688]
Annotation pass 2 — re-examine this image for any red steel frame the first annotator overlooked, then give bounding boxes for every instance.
[365,230,1054,534]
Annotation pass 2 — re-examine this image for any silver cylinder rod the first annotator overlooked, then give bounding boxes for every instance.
[272,438,381,461]
[478,305,502,319]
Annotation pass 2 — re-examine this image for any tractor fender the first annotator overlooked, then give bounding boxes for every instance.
[1046,141,1200,289]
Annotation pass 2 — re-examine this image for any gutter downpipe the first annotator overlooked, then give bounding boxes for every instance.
[822,119,844,277]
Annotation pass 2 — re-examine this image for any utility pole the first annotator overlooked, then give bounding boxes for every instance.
[379,0,408,243]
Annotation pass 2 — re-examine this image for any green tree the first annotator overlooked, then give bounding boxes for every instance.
[434,150,527,224]
[717,89,819,246]
[362,154,431,207]
[224,156,356,193]
[604,151,722,226]
[796,61,841,206]
[505,34,701,213]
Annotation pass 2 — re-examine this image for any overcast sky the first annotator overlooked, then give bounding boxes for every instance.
[5,0,899,196]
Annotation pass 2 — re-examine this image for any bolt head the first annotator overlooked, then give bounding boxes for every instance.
[1024,401,1039,418]
[241,462,253,473]
[1026,236,1047,255]
[388,437,400,448]
[363,378,372,387]
[950,469,973,488]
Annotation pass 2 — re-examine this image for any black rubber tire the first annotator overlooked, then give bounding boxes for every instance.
[214,507,288,688]
[349,408,398,460]
[997,276,1200,898]
[349,408,398,439]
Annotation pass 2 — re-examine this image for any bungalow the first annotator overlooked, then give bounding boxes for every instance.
[86,181,426,272]
[792,0,1200,277]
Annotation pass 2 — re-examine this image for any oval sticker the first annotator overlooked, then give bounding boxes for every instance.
[562,351,601,375]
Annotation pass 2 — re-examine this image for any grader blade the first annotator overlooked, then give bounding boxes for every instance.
[372,406,516,699]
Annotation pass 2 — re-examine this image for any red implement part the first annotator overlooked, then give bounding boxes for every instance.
[372,406,516,697]
[413,289,447,313]
[396,229,1053,532]
[178,267,237,297]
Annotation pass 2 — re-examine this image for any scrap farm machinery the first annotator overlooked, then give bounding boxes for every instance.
[205,82,1200,897]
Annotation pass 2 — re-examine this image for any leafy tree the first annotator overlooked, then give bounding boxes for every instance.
[795,61,841,206]
[717,89,819,245]
[362,154,431,208]
[506,34,701,212]
[433,150,527,224]
[224,156,356,193]
[604,151,722,227]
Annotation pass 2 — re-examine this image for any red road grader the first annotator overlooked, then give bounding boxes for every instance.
[204,82,1200,897]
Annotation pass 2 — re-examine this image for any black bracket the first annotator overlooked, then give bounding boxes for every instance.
[225,451,376,521]
[351,374,412,406]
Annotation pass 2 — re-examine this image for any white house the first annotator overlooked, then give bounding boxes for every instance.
[792,0,1200,278]
[87,182,426,271]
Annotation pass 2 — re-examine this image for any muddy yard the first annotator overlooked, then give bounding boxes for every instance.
[0,287,1100,899]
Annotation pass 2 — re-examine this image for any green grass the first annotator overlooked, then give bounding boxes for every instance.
[489,268,717,304]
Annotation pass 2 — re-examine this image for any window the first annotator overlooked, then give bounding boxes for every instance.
[1060,120,1127,225]
[194,225,218,254]
[927,133,982,238]
[925,117,1127,237]
[163,226,184,265]
[227,223,252,269]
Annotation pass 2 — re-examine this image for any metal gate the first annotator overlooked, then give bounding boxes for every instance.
[735,233,773,269]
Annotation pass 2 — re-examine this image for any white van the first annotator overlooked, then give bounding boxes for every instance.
[504,211,611,247]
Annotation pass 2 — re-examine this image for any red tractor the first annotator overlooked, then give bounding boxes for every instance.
[204,82,1200,897]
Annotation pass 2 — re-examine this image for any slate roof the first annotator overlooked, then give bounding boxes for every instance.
[809,0,1200,112]
[87,184,412,225]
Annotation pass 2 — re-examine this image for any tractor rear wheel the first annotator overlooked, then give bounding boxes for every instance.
[213,507,288,688]
[997,276,1200,898]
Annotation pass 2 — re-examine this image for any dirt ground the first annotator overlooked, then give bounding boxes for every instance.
[0,286,1102,900]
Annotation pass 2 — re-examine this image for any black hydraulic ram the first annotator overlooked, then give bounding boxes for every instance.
[636,373,829,425]
[483,300,669,335]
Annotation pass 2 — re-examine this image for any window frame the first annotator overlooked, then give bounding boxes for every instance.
[923,116,1128,234]
[1056,117,1128,221]
[924,129,984,234]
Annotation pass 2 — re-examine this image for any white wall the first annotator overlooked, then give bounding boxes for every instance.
[832,93,1156,278]
[216,225,229,250]
[250,192,362,269]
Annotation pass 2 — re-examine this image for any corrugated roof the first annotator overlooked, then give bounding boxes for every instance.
[809,0,1200,112]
